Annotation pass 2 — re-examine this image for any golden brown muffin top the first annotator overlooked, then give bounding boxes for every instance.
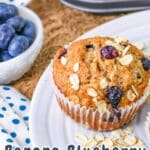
[53,36,150,110]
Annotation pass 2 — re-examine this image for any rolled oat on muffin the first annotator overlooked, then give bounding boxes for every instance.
[51,36,150,131]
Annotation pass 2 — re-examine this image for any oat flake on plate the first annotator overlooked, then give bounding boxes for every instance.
[75,126,146,149]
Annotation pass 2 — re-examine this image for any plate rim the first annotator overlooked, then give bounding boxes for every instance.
[60,0,150,13]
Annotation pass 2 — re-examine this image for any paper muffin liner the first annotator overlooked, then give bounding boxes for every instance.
[145,112,150,143]
[50,61,150,131]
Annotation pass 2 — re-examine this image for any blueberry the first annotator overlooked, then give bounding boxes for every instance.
[0,3,18,22]
[0,53,2,62]
[106,86,122,108]
[7,16,25,32]
[8,35,30,57]
[0,24,15,50]
[27,37,34,45]
[22,20,36,43]
[0,51,13,61]
[101,46,119,59]
[141,57,150,71]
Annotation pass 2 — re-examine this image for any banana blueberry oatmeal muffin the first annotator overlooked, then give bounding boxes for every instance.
[51,36,150,131]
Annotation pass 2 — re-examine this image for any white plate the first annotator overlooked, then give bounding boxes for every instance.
[30,10,150,148]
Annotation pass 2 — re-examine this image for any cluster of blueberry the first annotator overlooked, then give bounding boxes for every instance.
[0,3,36,62]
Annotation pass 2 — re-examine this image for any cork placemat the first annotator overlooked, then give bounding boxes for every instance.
[12,0,123,99]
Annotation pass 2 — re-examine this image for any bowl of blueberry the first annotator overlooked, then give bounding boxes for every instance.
[0,3,43,84]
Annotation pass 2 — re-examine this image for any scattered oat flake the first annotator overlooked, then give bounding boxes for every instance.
[93,98,97,103]
[61,56,67,65]
[97,101,107,113]
[75,133,87,143]
[102,138,113,147]
[73,62,79,72]
[99,77,108,89]
[124,135,137,145]
[83,139,97,147]
[119,54,133,66]
[115,36,128,44]
[87,88,97,97]
[125,126,134,134]
[93,133,104,141]
[127,89,136,101]
[111,130,122,139]
[122,45,130,56]
[69,73,79,90]
[75,126,146,148]
[136,139,145,147]
[115,139,128,147]
[108,71,115,80]
[105,40,123,51]
[131,85,139,97]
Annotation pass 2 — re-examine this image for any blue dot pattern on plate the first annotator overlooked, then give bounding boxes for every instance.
[3,87,11,91]
[6,96,11,100]
[20,98,27,101]
[0,86,31,147]
[6,138,13,143]
[1,129,7,133]
[12,119,20,125]
[9,103,14,107]
[23,116,29,121]
[0,113,4,118]
[19,105,26,111]
[25,138,31,144]
[2,107,7,111]
[10,132,17,138]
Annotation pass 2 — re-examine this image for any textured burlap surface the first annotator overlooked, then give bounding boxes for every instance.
[12,0,123,99]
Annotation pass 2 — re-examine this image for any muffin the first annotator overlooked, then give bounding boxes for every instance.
[51,36,150,131]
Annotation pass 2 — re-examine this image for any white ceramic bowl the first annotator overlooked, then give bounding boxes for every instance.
[0,5,44,84]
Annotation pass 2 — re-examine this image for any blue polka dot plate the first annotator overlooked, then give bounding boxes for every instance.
[30,10,150,148]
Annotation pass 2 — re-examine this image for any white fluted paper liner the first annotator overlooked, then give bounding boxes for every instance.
[50,61,150,131]
[145,112,150,144]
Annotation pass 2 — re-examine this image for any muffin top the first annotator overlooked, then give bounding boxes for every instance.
[53,36,150,110]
